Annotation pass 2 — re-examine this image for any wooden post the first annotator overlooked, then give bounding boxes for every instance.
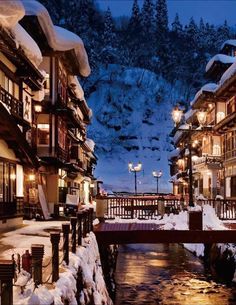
[188,210,203,230]
[131,198,134,219]
[86,210,90,233]
[76,266,83,301]
[70,217,77,253]
[62,224,70,266]
[31,244,44,285]
[0,260,14,305]
[50,232,60,282]
[77,211,83,246]
[89,208,94,232]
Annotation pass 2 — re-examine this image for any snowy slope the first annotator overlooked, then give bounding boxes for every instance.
[87,65,188,193]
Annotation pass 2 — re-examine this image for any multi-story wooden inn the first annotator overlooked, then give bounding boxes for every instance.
[170,39,236,200]
[0,1,97,229]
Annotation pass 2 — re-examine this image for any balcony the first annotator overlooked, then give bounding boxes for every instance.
[193,155,222,169]
[0,86,23,121]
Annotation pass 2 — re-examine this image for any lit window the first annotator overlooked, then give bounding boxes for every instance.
[216,112,225,123]
[37,123,50,145]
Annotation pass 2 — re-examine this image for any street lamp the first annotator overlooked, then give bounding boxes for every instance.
[128,162,142,195]
[171,106,207,207]
[152,170,162,194]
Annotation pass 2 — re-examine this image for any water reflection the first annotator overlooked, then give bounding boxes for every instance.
[115,244,236,305]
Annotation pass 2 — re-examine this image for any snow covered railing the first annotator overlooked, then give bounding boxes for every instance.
[0,209,94,305]
[197,199,236,220]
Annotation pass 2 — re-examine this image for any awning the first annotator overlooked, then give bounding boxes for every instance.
[0,102,39,167]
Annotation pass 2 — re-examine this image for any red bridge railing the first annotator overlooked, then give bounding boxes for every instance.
[103,196,236,220]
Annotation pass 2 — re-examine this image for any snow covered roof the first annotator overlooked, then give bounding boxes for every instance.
[68,75,84,100]
[221,39,236,51]
[168,148,180,160]
[218,61,236,87]
[0,1,25,28]
[0,1,42,67]
[12,23,42,67]
[190,83,218,107]
[22,0,90,77]
[206,54,236,73]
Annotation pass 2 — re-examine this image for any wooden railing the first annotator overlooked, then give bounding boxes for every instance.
[0,86,23,119]
[104,196,236,220]
[106,196,181,219]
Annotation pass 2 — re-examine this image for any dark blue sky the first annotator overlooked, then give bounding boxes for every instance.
[97,0,236,26]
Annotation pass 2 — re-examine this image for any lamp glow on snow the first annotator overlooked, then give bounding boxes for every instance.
[197,110,207,127]
[152,170,162,194]
[128,162,142,195]
[172,106,183,126]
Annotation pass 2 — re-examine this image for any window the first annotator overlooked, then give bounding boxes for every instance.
[231,176,236,197]
[58,118,67,150]
[224,131,236,160]
[0,160,16,203]
[37,124,50,145]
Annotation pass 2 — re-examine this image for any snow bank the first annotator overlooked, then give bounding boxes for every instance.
[22,0,90,77]
[0,1,25,28]
[12,23,42,67]
[206,54,236,73]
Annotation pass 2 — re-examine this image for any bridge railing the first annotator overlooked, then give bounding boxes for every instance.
[105,196,182,219]
[104,196,236,220]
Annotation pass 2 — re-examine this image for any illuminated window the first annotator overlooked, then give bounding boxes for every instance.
[216,112,225,123]
[213,144,221,156]
[37,123,50,145]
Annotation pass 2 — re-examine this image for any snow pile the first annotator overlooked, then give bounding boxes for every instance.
[22,0,90,77]
[190,83,218,107]
[11,23,42,67]
[12,231,113,305]
[205,54,236,73]
[0,1,25,28]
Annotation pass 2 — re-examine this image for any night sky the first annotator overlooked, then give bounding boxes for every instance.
[97,0,236,26]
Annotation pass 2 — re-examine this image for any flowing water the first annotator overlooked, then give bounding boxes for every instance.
[115,244,236,305]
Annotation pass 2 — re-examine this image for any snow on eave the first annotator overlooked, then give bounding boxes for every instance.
[168,148,180,160]
[190,83,218,107]
[11,23,42,67]
[68,75,84,100]
[184,109,197,122]
[218,61,236,89]
[85,138,95,152]
[205,54,236,73]
[0,1,25,28]
[22,0,90,77]
[220,39,236,51]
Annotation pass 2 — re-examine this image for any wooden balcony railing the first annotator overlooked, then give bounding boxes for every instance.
[0,86,23,120]
[104,196,236,220]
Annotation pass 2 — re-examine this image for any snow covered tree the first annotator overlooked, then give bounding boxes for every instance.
[141,0,155,36]
[216,20,231,48]
[171,13,182,34]
[101,7,118,66]
[155,0,168,37]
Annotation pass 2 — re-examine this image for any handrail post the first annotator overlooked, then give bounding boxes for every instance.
[62,224,70,266]
[131,198,134,219]
[70,217,77,253]
[82,210,88,238]
[50,232,60,282]
[31,244,44,285]
[77,211,83,246]
[0,260,14,305]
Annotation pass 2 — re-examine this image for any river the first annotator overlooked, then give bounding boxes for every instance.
[115,243,236,305]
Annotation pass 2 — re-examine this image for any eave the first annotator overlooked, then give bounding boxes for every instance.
[205,61,232,82]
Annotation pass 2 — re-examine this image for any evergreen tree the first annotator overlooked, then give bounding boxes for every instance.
[171,13,182,34]
[141,0,155,36]
[156,0,168,36]
[217,20,231,48]
[101,7,118,65]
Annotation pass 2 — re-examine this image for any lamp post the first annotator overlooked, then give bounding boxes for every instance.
[128,162,142,195]
[171,106,207,207]
[152,170,162,194]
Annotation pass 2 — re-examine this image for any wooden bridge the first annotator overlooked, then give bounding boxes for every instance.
[94,196,236,246]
